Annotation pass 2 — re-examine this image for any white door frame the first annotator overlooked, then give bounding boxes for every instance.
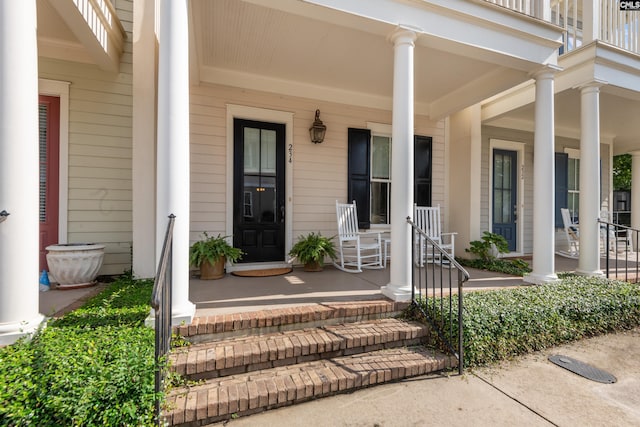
[226,104,294,270]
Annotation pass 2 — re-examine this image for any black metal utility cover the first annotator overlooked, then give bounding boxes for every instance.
[548,355,617,384]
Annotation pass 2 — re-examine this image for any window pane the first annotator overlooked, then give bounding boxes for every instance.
[371,182,388,224]
[244,128,260,173]
[372,136,390,179]
[261,129,276,174]
[259,176,276,223]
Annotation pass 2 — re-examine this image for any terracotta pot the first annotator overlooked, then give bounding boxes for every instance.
[200,257,226,279]
[303,260,323,272]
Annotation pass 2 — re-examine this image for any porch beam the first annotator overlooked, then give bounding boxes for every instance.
[157,0,195,324]
[0,0,45,344]
[382,27,416,302]
[525,65,560,285]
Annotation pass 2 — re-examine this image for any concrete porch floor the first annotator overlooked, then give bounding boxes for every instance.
[39,254,635,319]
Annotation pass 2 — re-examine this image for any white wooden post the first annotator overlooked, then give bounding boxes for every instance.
[157,0,195,323]
[576,82,604,276]
[0,0,45,344]
[382,27,417,302]
[525,66,560,284]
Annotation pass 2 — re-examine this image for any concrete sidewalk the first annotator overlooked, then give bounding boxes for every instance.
[213,327,640,427]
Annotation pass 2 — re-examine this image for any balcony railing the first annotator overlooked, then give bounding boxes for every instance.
[485,0,640,55]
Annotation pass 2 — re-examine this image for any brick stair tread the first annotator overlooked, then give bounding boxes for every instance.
[165,346,456,426]
[177,300,409,342]
[170,318,428,380]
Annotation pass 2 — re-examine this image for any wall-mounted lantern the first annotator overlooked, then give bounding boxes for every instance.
[309,109,326,144]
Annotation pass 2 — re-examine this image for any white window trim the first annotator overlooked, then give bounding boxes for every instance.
[489,139,524,256]
[39,79,70,244]
[225,104,294,269]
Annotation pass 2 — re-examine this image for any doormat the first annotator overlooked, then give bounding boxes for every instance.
[548,355,617,384]
[231,267,292,277]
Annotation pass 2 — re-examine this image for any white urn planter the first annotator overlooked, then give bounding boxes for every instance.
[45,243,105,289]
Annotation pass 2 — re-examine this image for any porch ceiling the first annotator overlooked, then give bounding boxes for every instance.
[36,0,124,72]
[189,0,562,119]
[482,42,640,155]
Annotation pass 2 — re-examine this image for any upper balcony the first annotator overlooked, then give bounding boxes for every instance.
[485,0,640,56]
[37,0,126,73]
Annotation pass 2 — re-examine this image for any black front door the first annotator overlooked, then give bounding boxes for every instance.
[233,119,285,262]
[492,149,518,252]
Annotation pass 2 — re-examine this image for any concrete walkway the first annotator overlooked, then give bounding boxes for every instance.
[213,327,640,427]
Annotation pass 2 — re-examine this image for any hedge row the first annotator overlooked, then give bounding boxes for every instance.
[413,276,640,367]
[0,278,157,427]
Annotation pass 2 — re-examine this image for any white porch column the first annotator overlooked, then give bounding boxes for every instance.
[382,28,417,302]
[576,83,604,276]
[631,152,640,241]
[525,67,559,284]
[157,0,195,323]
[132,0,157,278]
[0,1,45,344]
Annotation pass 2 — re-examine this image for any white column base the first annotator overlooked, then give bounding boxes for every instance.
[0,313,46,346]
[575,268,604,277]
[524,272,559,285]
[145,300,196,328]
[381,283,412,302]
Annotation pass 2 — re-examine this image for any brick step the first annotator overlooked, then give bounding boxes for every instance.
[176,300,409,344]
[170,318,428,381]
[165,346,456,426]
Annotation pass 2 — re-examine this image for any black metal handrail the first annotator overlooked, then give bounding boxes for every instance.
[407,216,469,375]
[151,214,175,425]
[598,219,639,283]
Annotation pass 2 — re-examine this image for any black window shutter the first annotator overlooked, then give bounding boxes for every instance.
[414,135,432,207]
[348,128,371,229]
[555,152,568,228]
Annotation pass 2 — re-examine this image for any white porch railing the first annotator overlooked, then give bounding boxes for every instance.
[485,0,640,55]
[72,0,125,54]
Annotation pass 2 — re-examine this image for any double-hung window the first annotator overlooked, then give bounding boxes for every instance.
[347,127,432,228]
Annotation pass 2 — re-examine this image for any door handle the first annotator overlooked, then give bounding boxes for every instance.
[280,206,285,223]
[513,205,518,222]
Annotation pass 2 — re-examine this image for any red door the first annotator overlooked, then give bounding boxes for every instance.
[39,96,60,271]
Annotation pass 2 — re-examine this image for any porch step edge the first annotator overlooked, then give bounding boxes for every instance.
[164,345,456,426]
[170,318,429,381]
[177,300,410,344]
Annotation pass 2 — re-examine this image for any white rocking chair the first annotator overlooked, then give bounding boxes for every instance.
[600,210,634,254]
[414,204,456,266]
[334,200,384,273]
[557,208,579,259]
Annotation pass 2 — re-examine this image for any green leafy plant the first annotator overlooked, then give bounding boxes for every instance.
[466,231,509,261]
[289,232,337,267]
[189,232,243,267]
[0,275,158,426]
[457,257,532,276]
[407,276,640,367]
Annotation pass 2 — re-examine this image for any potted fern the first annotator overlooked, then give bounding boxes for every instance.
[189,232,243,279]
[289,232,337,272]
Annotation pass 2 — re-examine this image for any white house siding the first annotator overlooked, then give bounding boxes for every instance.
[189,83,446,249]
[482,126,611,255]
[38,0,133,276]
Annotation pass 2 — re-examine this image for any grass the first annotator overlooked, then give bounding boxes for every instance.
[410,275,640,367]
[0,276,158,426]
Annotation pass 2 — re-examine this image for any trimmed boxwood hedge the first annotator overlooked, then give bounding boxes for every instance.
[411,276,640,367]
[0,277,157,426]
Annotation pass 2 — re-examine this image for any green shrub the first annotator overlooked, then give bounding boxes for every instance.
[466,231,509,261]
[457,257,532,276]
[0,276,158,426]
[410,276,640,367]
